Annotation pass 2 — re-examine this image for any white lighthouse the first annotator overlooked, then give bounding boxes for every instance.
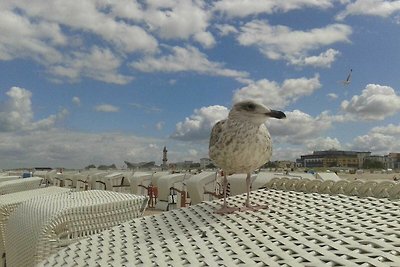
[162,146,168,170]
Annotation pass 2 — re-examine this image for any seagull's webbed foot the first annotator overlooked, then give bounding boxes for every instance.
[239,203,268,212]
[215,205,239,214]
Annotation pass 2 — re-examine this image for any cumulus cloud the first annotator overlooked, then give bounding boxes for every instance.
[94,104,119,113]
[233,75,321,109]
[327,93,339,100]
[350,123,400,154]
[144,0,214,47]
[132,45,249,79]
[0,87,66,132]
[49,46,133,84]
[0,9,64,63]
[237,20,351,67]
[290,49,341,68]
[7,1,158,54]
[267,110,334,146]
[0,127,213,169]
[0,1,156,83]
[336,0,400,20]
[340,84,400,120]
[72,96,81,106]
[213,0,333,18]
[215,24,239,36]
[171,105,229,141]
[0,129,164,169]
[305,137,343,151]
[156,121,165,131]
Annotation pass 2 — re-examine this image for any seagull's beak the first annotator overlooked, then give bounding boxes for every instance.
[266,110,286,119]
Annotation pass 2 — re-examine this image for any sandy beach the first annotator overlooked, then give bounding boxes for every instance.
[337,171,399,182]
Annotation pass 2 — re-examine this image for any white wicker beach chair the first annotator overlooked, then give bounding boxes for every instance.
[264,177,282,189]
[39,189,400,267]
[186,171,216,205]
[304,179,322,193]
[372,180,396,198]
[343,180,364,196]
[94,171,132,192]
[317,180,335,194]
[0,177,43,195]
[226,173,257,196]
[5,190,148,267]
[128,172,153,195]
[294,178,310,192]
[357,181,378,197]
[155,173,190,211]
[0,187,70,265]
[329,180,349,195]
[388,183,400,199]
[0,176,20,183]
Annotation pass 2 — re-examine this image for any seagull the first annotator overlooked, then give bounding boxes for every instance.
[209,100,286,214]
[341,69,352,86]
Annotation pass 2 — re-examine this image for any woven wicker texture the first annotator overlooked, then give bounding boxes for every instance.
[6,190,148,267]
[265,177,400,199]
[39,188,400,266]
[0,176,20,183]
[0,187,70,262]
[0,177,43,195]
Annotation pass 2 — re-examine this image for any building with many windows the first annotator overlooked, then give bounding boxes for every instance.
[296,150,371,169]
[297,150,400,170]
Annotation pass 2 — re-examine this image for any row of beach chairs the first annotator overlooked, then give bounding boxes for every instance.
[1,169,399,266]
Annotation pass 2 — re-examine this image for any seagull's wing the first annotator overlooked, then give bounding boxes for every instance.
[209,120,226,149]
[345,69,352,82]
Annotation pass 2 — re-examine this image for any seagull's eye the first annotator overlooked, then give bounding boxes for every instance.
[244,103,256,111]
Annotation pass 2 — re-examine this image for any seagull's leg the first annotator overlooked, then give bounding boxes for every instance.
[215,173,238,214]
[239,173,268,212]
[245,172,251,207]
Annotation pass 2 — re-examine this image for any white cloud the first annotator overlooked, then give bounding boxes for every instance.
[340,84,400,120]
[351,132,396,154]
[336,0,400,20]
[132,45,249,79]
[50,46,133,84]
[193,31,216,48]
[72,96,81,106]
[327,93,339,100]
[171,105,229,141]
[7,0,158,54]
[0,127,215,169]
[213,0,333,18]
[237,20,351,66]
[0,129,166,169]
[145,0,213,47]
[305,137,342,151]
[94,104,119,113]
[106,0,214,47]
[267,110,334,145]
[0,1,155,84]
[215,24,239,36]
[350,123,400,154]
[0,10,64,63]
[371,123,400,135]
[290,48,341,68]
[156,121,165,131]
[233,75,321,109]
[0,87,66,132]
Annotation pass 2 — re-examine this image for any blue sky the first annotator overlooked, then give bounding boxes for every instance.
[1,0,400,169]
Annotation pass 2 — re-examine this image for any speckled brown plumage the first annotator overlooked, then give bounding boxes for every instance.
[209,100,285,214]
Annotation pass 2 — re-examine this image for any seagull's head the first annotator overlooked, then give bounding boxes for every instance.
[229,100,286,124]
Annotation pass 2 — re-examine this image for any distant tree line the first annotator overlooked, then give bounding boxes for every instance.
[362,159,384,169]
